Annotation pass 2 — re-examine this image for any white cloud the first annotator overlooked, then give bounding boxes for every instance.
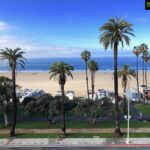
[0,35,139,58]
[0,34,149,58]
[134,17,148,22]
[0,35,30,49]
[0,21,10,31]
[0,36,135,58]
[0,35,85,57]
[0,35,114,58]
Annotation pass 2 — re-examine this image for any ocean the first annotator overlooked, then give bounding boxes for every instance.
[0,56,150,72]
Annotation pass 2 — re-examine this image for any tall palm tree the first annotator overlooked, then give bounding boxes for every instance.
[49,62,74,136]
[118,65,136,114]
[0,48,26,137]
[133,46,141,101]
[81,50,91,99]
[139,43,148,102]
[99,17,134,136]
[88,60,99,100]
[143,53,150,92]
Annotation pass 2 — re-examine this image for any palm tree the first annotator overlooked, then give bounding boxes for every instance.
[99,17,134,136]
[49,62,74,136]
[143,53,150,92]
[139,43,148,102]
[133,46,141,101]
[88,60,99,100]
[0,48,26,137]
[118,65,136,114]
[81,50,91,99]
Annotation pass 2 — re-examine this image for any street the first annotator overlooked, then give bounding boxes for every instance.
[0,147,150,150]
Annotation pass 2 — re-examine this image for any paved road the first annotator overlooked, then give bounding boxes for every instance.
[0,147,150,150]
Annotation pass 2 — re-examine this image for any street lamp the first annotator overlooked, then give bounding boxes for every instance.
[124,93,131,144]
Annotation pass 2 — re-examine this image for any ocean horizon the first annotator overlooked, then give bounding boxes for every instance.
[0,56,150,72]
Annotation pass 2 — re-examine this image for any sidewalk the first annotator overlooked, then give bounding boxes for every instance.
[0,138,150,147]
[1,128,150,134]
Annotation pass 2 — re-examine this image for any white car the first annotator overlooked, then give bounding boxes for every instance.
[66,91,75,100]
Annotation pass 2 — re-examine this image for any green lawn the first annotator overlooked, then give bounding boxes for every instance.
[0,133,150,138]
[135,104,150,116]
[0,120,150,129]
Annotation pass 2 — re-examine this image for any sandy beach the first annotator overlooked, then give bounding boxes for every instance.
[0,71,149,97]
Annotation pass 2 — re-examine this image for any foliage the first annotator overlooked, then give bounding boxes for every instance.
[75,97,114,125]
[23,94,77,125]
[0,76,13,126]
[23,94,60,125]
[88,60,99,100]
[22,97,37,106]
[81,50,91,62]
[0,76,12,111]
[99,17,134,49]
[133,46,141,57]
[118,65,136,89]
[0,47,26,136]
[0,48,26,70]
[88,60,99,72]
[0,76,20,114]
[139,43,148,55]
[49,62,74,85]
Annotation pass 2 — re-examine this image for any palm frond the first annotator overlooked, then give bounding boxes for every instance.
[0,48,26,71]
[99,17,134,50]
[49,62,74,85]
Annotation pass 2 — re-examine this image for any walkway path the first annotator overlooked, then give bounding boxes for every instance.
[1,128,150,134]
[1,138,150,147]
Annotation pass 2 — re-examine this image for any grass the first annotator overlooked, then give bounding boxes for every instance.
[0,133,58,139]
[0,133,150,138]
[135,104,150,116]
[0,120,150,129]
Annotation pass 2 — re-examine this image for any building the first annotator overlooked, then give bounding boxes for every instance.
[126,88,142,101]
[55,90,75,100]
[96,89,109,100]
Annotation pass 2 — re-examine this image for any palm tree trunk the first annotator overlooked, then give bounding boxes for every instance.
[145,62,147,102]
[3,112,9,127]
[123,85,127,115]
[136,56,140,101]
[142,58,145,103]
[145,63,147,91]
[10,67,17,137]
[85,62,90,99]
[91,72,94,100]
[114,42,122,136]
[61,84,66,136]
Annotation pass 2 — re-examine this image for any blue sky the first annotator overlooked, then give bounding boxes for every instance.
[0,0,149,57]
